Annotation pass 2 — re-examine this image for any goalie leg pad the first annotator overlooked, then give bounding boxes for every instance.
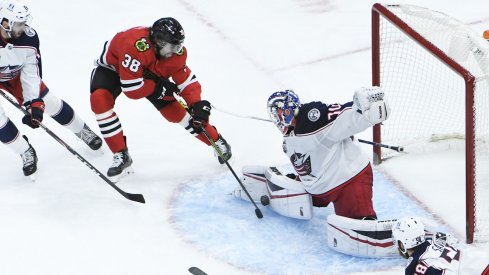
[233,165,268,203]
[327,214,399,258]
[265,167,313,220]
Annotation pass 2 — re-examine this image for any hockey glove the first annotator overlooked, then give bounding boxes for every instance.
[353,86,390,124]
[146,78,179,101]
[190,100,211,128]
[145,74,180,110]
[22,98,45,129]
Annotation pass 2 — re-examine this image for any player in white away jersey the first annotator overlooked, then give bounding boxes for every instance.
[0,0,102,178]
[392,217,489,275]
[263,87,389,219]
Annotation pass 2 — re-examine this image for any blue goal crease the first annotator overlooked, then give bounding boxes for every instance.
[170,167,437,274]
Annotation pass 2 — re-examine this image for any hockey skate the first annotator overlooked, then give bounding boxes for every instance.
[75,124,103,150]
[213,134,232,164]
[20,137,38,180]
[107,148,133,182]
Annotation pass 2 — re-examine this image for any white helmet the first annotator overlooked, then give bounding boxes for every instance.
[392,217,425,258]
[0,0,31,34]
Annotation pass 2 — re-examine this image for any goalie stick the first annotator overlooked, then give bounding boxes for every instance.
[212,104,404,152]
[0,89,145,204]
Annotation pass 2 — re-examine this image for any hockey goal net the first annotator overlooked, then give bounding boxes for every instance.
[372,3,489,243]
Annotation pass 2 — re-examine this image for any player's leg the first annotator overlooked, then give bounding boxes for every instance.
[158,101,232,164]
[40,82,102,150]
[0,103,37,176]
[90,67,132,180]
[331,164,377,220]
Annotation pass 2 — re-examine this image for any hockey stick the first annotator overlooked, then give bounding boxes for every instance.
[188,267,208,275]
[212,105,404,152]
[0,90,145,204]
[171,92,263,219]
[356,139,404,152]
[211,104,272,122]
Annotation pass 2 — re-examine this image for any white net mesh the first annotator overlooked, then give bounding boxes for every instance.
[376,4,489,242]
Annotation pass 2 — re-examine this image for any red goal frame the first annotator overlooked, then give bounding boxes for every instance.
[371,3,477,243]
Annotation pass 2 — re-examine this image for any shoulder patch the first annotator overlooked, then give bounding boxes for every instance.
[24,26,36,37]
[307,108,320,122]
[134,37,151,52]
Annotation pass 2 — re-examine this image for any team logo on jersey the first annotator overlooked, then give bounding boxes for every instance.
[307,108,320,122]
[134,37,150,52]
[0,64,22,80]
[24,26,35,37]
[290,153,314,177]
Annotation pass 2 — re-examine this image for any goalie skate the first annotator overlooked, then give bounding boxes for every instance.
[107,148,133,182]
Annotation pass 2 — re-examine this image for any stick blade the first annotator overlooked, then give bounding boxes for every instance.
[255,208,263,219]
[189,267,208,275]
[126,193,146,203]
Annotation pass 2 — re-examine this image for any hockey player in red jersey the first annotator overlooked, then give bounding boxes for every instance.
[0,0,102,178]
[392,217,489,275]
[90,17,231,181]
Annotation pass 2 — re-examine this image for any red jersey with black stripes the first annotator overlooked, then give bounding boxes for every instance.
[96,26,202,104]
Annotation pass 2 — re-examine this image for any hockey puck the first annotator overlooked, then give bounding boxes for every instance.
[260,195,270,206]
[484,30,489,40]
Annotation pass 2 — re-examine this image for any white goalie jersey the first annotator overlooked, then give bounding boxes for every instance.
[283,100,375,195]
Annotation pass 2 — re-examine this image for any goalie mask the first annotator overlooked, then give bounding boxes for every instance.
[0,0,32,39]
[391,217,426,259]
[150,17,185,59]
[267,90,301,135]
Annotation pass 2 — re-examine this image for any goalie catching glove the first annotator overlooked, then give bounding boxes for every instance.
[353,86,390,125]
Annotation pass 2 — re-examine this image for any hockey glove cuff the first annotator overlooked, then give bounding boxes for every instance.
[22,98,45,129]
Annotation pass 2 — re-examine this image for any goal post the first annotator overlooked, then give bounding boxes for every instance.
[371,3,489,243]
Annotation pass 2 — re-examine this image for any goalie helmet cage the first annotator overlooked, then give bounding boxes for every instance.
[371,3,489,243]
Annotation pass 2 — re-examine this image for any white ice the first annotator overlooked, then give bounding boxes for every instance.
[0,0,488,274]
